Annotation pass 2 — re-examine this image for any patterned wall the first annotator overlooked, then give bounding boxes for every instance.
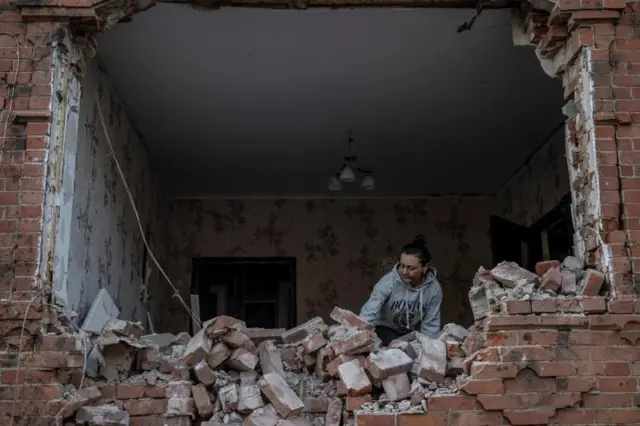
[493,129,570,227]
[66,59,167,328]
[161,198,493,332]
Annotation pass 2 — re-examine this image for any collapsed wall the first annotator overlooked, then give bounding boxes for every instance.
[2,257,639,426]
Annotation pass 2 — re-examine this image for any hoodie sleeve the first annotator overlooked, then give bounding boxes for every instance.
[420,283,442,338]
[359,276,392,325]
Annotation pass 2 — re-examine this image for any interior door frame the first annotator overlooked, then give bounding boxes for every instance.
[191,257,297,330]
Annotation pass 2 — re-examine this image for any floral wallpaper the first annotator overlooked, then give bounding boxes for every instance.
[494,129,570,226]
[66,58,167,330]
[161,198,493,332]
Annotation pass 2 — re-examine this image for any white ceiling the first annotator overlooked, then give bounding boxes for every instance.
[97,5,564,197]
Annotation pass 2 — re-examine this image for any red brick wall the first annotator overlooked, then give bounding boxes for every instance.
[356,299,640,426]
[1,0,640,425]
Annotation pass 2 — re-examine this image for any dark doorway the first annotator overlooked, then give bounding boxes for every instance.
[192,258,296,331]
[530,193,574,263]
[490,194,574,269]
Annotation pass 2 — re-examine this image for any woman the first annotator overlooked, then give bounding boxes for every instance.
[359,235,442,345]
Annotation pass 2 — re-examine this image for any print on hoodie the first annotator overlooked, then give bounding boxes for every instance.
[359,263,442,338]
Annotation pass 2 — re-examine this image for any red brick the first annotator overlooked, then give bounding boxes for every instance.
[530,300,556,313]
[598,377,638,392]
[556,376,596,392]
[425,395,475,411]
[503,409,555,425]
[608,299,635,313]
[518,330,560,345]
[596,409,640,423]
[500,300,531,315]
[356,413,396,426]
[396,413,447,426]
[458,379,503,395]
[554,408,595,424]
[583,393,634,408]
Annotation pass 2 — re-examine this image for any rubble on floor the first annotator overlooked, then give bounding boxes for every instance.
[61,256,598,425]
[469,255,603,320]
[60,307,475,425]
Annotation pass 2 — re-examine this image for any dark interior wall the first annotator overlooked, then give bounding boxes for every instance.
[493,129,570,227]
[160,198,493,333]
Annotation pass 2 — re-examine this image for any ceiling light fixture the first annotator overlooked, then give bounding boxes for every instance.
[328,131,375,192]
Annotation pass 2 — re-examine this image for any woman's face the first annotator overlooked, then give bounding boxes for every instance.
[399,253,427,284]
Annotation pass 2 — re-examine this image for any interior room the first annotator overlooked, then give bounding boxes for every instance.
[58,4,571,335]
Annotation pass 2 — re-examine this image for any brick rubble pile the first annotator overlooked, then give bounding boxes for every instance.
[469,256,605,320]
[62,308,473,426]
[59,256,605,426]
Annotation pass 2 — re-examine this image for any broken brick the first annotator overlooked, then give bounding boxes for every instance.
[227,348,259,371]
[244,404,280,426]
[258,372,305,418]
[325,398,343,426]
[192,384,213,418]
[194,360,216,386]
[381,374,410,402]
[417,335,447,383]
[330,307,373,330]
[206,342,231,369]
[205,315,247,338]
[223,330,258,353]
[580,269,605,296]
[535,260,560,277]
[281,317,328,344]
[337,359,372,396]
[258,340,286,378]
[182,329,212,365]
[539,266,562,293]
[302,332,327,354]
[366,348,412,379]
[329,330,375,357]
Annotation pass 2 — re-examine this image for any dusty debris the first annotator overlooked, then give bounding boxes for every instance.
[468,256,605,320]
[59,305,482,423]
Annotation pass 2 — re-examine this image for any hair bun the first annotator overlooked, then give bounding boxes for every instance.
[413,234,426,246]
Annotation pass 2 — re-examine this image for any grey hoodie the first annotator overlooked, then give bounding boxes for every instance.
[359,264,442,338]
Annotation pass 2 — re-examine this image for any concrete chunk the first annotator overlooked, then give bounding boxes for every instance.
[325,398,343,426]
[490,261,538,287]
[207,342,232,369]
[166,398,195,417]
[182,329,212,365]
[389,340,418,359]
[302,333,327,354]
[417,335,447,383]
[167,381,192,399]
[244,404,280,426]
[438,323,470,343]
[561,270,577,295]
[258,372,305,418]
[258,340,285,378]
[381,374,410,402]
[227,348,259,371]
[194,360,216,386]
[337,359,372,397]
[75,404,129,425]
[468,284,489,321]
[192,384,214,418]
[218,383,239,412]
[366,348,412,379]
[239,382,264,414]
[281,317,328,344]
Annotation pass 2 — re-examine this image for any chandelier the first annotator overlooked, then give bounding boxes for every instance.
[328,131,375,192]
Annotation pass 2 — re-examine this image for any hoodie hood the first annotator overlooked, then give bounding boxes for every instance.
[391,263,438,291]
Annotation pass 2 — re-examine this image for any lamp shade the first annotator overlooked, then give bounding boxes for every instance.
[362,175,375,190]
[328,176,342,191]
[339,166,355,183]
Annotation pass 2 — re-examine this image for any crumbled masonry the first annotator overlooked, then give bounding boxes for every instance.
[57,256,617,425]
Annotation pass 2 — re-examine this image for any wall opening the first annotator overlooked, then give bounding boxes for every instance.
[191,257,297,331]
